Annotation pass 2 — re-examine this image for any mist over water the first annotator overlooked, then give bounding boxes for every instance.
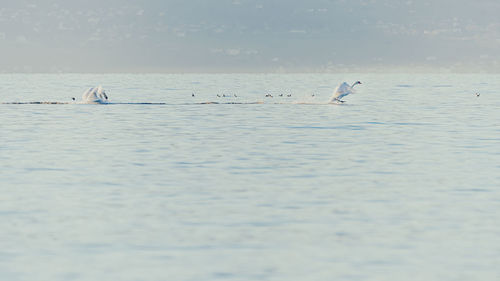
[3,1,500,73]
[1,73,500,280]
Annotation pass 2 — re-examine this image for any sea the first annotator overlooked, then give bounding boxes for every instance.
[1,73,499,281]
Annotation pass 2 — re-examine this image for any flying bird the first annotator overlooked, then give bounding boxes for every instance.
[82,86,109,103]
[330,81,362,103]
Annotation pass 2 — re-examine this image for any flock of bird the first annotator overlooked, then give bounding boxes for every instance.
[71,81,484,105]
[10,80,484,105]
[74,81,364,104]
[204,93,293,98]
[189,81,363,103]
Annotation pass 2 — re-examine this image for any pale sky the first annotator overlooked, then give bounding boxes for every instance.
[1,0,500,72]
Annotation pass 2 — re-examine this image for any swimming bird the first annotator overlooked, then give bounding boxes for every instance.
[82,86,109,104]
[475,93,480,97]
[192,93,195,97]
[330,81,362,103]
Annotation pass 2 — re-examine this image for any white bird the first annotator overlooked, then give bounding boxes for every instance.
[82,86,109,103]
[330,81,362,103]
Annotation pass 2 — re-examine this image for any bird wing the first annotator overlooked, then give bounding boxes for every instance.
[82,87,94,100]
[96,86,107,100]
[83,87,102,102]
[332,82,350,99]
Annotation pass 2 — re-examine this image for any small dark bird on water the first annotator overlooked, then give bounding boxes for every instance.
[475,93,480,97]
[217,94,221,97]
[192,93,195,97]
[72,97,76,101]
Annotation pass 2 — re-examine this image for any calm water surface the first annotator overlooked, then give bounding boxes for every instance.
[1,74,500,280]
